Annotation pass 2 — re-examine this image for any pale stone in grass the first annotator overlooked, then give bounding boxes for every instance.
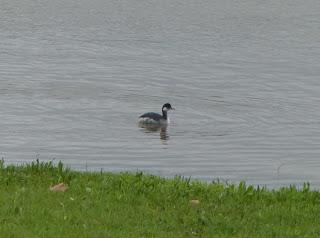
[190,199,200,207]
[49,183,69,192]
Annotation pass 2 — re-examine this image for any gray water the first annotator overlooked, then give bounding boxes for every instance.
[1,0,320,188]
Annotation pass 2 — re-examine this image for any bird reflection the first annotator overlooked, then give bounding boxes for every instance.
[138,123,169,141]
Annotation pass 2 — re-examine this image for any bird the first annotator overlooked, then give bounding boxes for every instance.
[138,103,175,125]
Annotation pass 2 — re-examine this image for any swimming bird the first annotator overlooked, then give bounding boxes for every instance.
[138,103,174,125]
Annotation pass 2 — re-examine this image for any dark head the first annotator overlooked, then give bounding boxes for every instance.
[162,103,174,112]
[161,103,174,120]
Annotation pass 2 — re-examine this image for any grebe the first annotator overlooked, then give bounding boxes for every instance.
[138,103,174,125]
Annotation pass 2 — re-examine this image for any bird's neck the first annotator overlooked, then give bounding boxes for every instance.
[162,110,168,120]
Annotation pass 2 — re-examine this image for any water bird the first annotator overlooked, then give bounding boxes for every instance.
[138,103,175,125]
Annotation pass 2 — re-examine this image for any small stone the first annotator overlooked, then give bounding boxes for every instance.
[190,199,200,207]
[49,183,69,192]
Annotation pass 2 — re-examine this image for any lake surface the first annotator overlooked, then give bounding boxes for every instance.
[1,0,320,188]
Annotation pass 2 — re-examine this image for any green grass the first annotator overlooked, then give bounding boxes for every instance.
[0,160,320,237]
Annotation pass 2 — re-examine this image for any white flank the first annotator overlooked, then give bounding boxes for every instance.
[138,117,158,124]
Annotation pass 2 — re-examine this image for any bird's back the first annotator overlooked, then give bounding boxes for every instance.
[139,112,162,121]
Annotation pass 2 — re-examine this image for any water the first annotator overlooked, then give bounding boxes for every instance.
[1,0,320,188]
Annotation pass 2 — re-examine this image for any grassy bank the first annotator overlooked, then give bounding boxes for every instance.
[0,160,320,237]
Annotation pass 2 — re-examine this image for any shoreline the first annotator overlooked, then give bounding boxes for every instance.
[0,160,319,237]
